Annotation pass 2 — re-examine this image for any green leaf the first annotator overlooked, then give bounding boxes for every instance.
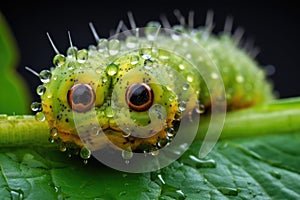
[1,133,299,199]
[0,13,30,114]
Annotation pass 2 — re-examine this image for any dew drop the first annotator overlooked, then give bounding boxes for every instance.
[157,174,165,184]
[182,82,190,90]
[217,187,239,196]
[106,63,119,76]
[50,128,58,138]
[211,72,219,79]
[125,36,139,49]
[39,70,52,83]
[130,55,139,65]
[35,112,45,121]
[119,191,127,196]
[88,45,97,51]
[53,54,66,67]
[122,150,133,160]
[235,75,244,83]
[145,21,161,41]
[270,170,281,179]
[188,155,216,168]
[97,39,108,52]
[36,85,46,96]
[77,49,88,63]
[31,102,42,112]
[150,150,160,156]
[80,147,91,159]
[66,46,78,58]
[105,107,113,118]
[178,64,185,70]
[48,137,55,143]
[83,159,88,165]
[194,104,205,114]
[187,74,194,82]
[178,101,187,112]
[9,188,24,200]
[108,39,120,55]
[59,144,67,152]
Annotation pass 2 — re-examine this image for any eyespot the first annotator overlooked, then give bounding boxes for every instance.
[125,83,154,112]
[67,84,95,113]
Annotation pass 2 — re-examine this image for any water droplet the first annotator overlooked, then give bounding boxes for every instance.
[182,82,190,90]
[122,150,133,160]
[119,191,127,196]
[144,59,153,69]
[108,39,120,55]
[178,101,187,112]
[35,112,45,121]
[125,36,139,49]
[187,74,194,82]
[59,144,67,152]
[157,174,166,184]
[130,55,139,65]
[53,54,66,67]
[31,102,42,112]
[77,49,88,63]
[39,70,52,83]
[36,85,46,96]
[9,188,24,200]
[145,21,161,41]
[188,155,216,168]
[211,72,219,79]
[102,77,108,83]
[270,170,281,179]
[50,128,58,138]
[122,128,131,137]
[83,159,88,165]
[106,63,119,76]
[97,39,108,52]
[171,26,183,41]
[194,104,205,114]
[151,150,159,156]
[178,64,185,70]
[105,107,113,118]
[235,75,244,83]
[88,45,97,51]
[48,137,55,143]
[80,147,91,159]
[66,46,78,58]
[217,187,239,196]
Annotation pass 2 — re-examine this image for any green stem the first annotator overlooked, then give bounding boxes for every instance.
[0,115,53,147]
[198,97,300,139]
[1,97,300,148]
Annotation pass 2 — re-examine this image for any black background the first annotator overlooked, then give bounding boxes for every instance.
[0,0,299,102]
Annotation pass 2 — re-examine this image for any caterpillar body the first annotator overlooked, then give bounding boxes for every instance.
[30,12,273,167]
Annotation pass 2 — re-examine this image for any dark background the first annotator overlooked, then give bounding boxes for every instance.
[0,0,299,102]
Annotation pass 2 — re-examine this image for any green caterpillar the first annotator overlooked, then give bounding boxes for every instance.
[24,11,273,162]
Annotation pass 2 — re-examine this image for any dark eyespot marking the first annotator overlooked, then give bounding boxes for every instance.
[125,83,153,112]
[67,84,95,112]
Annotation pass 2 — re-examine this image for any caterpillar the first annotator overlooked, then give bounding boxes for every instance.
[23,11,274,172]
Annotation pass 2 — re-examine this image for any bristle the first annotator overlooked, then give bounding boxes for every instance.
[127,11,136,29]
[25,66,39,77]
[46,32,60,54]
[224,16,233,34]
[89,22,100,42]
[205,10,214,32]
[160,15,171,29]
[233,27,245,45]
[188,11,195,29]
[173,9,185,26]
[68,31,74,48]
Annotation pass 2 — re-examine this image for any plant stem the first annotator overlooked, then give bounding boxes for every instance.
[198,97,300,139]
[0,115,53,147]
[1,97,300,148]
